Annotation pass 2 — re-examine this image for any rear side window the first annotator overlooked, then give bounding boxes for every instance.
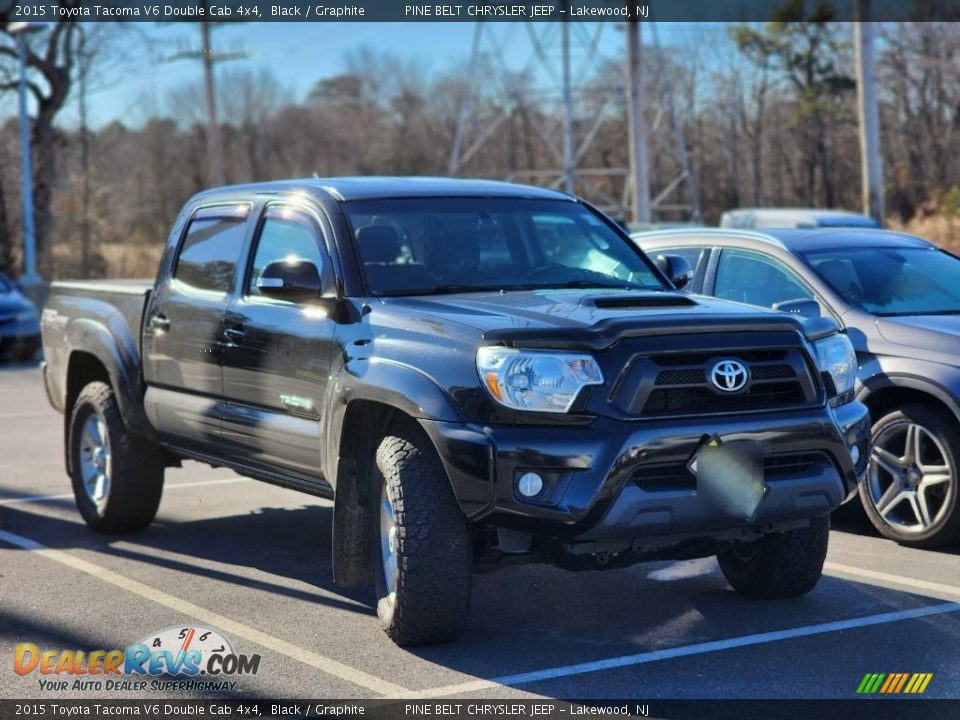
[174,209,248,292]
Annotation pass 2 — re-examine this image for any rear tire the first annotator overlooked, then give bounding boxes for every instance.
[718,515,829,599]
[68,381,165,533]
[371,422,472,645]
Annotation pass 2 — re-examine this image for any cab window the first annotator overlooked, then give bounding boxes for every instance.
[247,207,328,299]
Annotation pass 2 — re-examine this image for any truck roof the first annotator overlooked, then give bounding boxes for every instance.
[193,177,573,203]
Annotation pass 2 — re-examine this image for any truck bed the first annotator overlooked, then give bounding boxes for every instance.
[41,279,153,416]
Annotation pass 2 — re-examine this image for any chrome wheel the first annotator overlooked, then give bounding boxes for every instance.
[79,411,111,512]
[379,484,399,600]
[868,420,954,534]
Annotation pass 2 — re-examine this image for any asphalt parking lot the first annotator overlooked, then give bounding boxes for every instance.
[2,363,959,704]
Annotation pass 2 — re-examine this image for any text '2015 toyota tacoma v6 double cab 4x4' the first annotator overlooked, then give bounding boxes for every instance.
[42,178,870,645]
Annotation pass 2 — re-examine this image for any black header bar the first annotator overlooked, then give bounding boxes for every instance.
[6,0,960,23]
[2,700,960,720]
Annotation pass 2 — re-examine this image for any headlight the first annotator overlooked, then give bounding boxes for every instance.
[476,347,604,413]
[814,333,857,402]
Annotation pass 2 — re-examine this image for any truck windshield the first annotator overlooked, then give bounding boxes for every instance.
[342,197,666,296]
[803,246,960,316]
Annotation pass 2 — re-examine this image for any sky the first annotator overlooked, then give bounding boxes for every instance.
[1,21,716,129]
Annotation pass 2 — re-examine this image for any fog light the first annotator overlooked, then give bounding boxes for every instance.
[850,444,861,466]
[517,472,544,498]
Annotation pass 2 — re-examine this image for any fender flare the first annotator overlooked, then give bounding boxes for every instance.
[323,356,463,481]
[858,373,960,427]
[64,318,146,436]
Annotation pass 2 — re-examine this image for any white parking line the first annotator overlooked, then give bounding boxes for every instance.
[825,561,960,600]
[0,477,251,506]
[408,602,960,698]
[0,528,408,696]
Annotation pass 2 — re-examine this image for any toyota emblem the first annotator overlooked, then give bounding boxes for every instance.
[710,359,749,393]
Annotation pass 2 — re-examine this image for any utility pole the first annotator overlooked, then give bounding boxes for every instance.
[200,22,224,186]
[164,15,248,187]
[854,0,884,226]
[8,21,47,292]
[448,23,483,176]
[626,17,650,224]
[561,9,574,194]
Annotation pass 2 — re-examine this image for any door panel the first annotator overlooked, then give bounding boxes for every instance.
[220,204,337,478]
[143,206,249,446]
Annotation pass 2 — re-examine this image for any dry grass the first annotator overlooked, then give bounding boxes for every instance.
[51,241,164,280]
[887,214,960,253]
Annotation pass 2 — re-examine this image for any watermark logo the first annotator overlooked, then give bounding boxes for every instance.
[857,672,933,694]
[13,626,260,693]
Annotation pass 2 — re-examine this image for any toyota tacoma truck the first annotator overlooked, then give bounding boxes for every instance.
[41,178,869,645]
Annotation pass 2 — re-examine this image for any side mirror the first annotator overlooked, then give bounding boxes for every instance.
[256,259,322,303]
[773,298,821,318]
[655,254,693,290]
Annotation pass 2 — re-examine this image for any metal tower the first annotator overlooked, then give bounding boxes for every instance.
[448,20,700,223]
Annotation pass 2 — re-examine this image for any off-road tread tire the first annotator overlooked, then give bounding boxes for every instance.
[69,381,164,534]
[372,423,472,645]
[859,404,960,549]
[717,515,829,599]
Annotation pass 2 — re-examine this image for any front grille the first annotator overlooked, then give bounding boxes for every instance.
[651,349,786,366]
[644,382,806,414]
[655,369,706,385]
[637,349,812,416]
[633,452,829,491]
[751,364,796,381]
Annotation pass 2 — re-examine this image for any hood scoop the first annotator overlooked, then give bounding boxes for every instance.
[585,294,697,310]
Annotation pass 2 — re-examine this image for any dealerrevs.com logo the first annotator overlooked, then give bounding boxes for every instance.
[14,626,261,693]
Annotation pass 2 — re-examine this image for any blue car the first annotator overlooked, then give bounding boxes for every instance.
[0,271,41,361]
[636,227,960,549]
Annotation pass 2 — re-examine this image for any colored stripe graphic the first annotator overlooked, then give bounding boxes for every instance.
[857,672,932,694]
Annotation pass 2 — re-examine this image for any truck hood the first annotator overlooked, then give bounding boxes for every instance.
[377,290,829,350]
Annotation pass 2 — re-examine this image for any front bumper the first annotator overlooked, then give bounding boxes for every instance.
[421,400,869,543]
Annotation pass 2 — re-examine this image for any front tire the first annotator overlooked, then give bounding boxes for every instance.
[371,423,472,645]
[718,515,829,599]
[860,404,960,548]
[68,381,165,533]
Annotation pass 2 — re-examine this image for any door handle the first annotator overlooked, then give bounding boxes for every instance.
[150,314,170,332]
[223,325,246,344]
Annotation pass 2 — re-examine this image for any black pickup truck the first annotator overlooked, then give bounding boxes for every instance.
[42,178,869,645]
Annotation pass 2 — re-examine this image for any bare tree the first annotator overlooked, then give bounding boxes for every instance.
[0,16,80,277]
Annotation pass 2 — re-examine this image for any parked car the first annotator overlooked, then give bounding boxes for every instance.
[635,227,960,548]
[0,271,41,361]
[719,208,879,230]
[41,178,869,645]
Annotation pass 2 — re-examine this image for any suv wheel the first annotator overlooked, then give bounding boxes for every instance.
[717,515,829,598]
[370,423,472,645]
[861,404,960,548]
[68,381,165,533]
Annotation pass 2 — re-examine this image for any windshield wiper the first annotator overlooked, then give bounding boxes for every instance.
[522,280,660,291]
[376,280,663,297]
[377,284,501,297]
